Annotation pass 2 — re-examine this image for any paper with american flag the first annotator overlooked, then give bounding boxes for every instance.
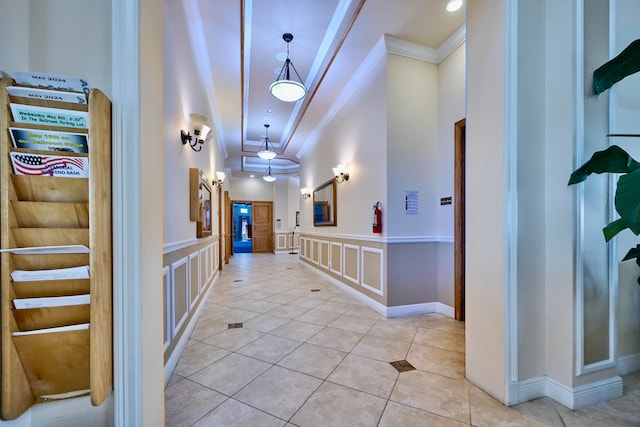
[10,152,89,178]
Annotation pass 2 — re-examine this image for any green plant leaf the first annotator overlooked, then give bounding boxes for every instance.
[568,145,640,185]
[593,39,640,94]
[603,218,628,242]
[622,245,640,262]
[614,168,640,236]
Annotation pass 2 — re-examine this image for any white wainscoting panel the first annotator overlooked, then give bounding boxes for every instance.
[311,239,320,265]
[199,247,208,295]
[320,240,330,269]
[188,251,200,309]
[361,246,384,296]
[343,244,360,285]
[330,242,342,275]
[170,256,189,338]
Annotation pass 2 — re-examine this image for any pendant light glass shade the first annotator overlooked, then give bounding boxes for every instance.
[257,124,277,160]
[263,160,276,182]
[270,33,307,102]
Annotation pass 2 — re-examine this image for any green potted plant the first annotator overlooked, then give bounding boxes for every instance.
[568,39,640,279]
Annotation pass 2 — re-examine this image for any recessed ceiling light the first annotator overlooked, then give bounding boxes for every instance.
[276,52,287,62]
[266,109,273,113]
[446,0,463,12]
[250,175,255,178]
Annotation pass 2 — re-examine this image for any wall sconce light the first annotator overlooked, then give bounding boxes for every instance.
[446,0,463,12]
[213,171,225,188]
[181,113,211,152]
[300,188,311,199]
[270,33,307,102]
[332,164,350,183]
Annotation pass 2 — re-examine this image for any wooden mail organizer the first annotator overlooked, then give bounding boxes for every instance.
[0,78,112,420]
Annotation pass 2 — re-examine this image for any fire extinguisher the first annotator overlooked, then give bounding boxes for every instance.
[372,202,382,233]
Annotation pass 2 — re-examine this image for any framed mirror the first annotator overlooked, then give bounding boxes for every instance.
[197,180,213,238]
[313,178,337,226]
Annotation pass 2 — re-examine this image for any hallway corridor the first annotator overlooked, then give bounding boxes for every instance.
[165,254,640,426]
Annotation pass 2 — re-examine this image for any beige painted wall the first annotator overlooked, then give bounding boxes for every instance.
[386,54,438,237]
[299,54,387,236]
[230,178,275,202]
[465,0,507,402]
[164,0,226,244]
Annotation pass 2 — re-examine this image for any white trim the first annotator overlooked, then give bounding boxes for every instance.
[386,302,454,318]
[547,376,622,410]
[199,247,208,295]
[299,231,452,244]
[342,243,360,285]
[163,235,217,254]
[320,240,330,269]
[330,242,343,276]
[163,266,171,352]
[618,353,640,375]
[311,239,320,265]
[171,256,190,337]
[165,274,217,385]
[384,34,438,63]
[503,0,519,406]
[361,246,384,296]
[188,251,200,308]
[112,0,141,425]
[574,0,587,376]
[436,24,466,62]
[509,375,623,409]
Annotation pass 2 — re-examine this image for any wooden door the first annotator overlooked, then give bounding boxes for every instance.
[252,201,273,253]
[454,119,466,321]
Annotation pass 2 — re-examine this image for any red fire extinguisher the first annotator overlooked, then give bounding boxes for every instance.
[372,202,382,233]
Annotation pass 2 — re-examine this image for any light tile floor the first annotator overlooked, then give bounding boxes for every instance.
[166,253,640,426]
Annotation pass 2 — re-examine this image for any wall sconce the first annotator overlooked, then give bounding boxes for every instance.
[181,113,211,152]
[300,188,311,199]
[213,171,225,188]
[332,164,350,183]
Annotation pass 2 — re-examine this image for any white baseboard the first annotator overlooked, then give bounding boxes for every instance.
[301,261,454,319]
[164,272,218,385]
[508,375,623,410]
[618,353,640,375]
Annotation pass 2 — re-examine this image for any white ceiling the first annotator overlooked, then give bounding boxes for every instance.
[187,0,465,178]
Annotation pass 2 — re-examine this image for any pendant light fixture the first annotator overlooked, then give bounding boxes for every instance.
[257,124,277,160]
[270,33,307,102]
[263,160,276,182]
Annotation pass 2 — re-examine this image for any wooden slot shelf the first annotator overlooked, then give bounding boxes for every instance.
[13,330,90,399]
[12,305,90,331]
[11,202,89,228]
[11,228,89,248]
[12,175,89,203]
[12,254,89,271]
[12,279,90,299]
[0,78,112,419]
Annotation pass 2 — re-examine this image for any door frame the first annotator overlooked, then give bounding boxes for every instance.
[231,200,253,253]
[454,118,466,321]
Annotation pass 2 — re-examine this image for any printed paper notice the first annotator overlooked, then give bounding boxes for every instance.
[10,128,88,153]
[11,265,90,282]
[405,191,419,215]
[0,245,89,255]
[10,104,88,128]
[6,86,87,104]
[13,323,89,336]
[13,294,90,309]
[10,152,89,178]
[13,71,91,94]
